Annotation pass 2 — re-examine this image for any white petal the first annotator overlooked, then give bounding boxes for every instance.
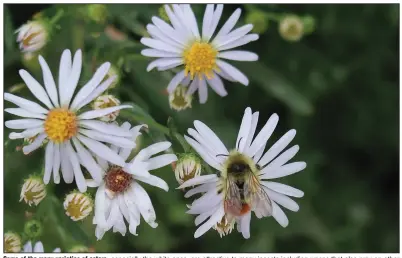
[94,184,108,228]
[194,205,224,238]
[72,138,103,183]
[33,242,44,252]
[195,206,218,226]
[22,133,47,154]
[271,201,289,227]
[246,113,279,157]
[79,120,132,137]
[5,119,43,129]
[77,134,126,167]
[167,70,186,93]
[131,183,158,228]
[79,129,135,149]
[178,174,218,189]
[69,62,111,110]
[264,188,299,212]
[135,141,172,161]
[262,181,304,198]
[216,60,249,86]
[52,144,61,184]
[202,4,214,39]
[206,74,227,97]
[218,50,259,61]
[164,5,185,32]
[60,143,74,183]
[63,49,82,107]
[184,135,221,171]
[215,24,253,47]
[184,182,215,198]
[240,211,251,239]
[236,107,253,152]
[172,4,193,37]
[65,141,87,192]
[151,16,187,45]
[53,248,61,253]
[261,162,306,179]
[198,78,208,104]
[217,69,236,82]
[146,154,177,170]
[181,75,191,87]
[19,69,53,109]
[58,49,72,106]
[193,120,228,155]
[262,145,300,171]
[135,175,169,192]
[141,48,179,58]
[9,127,44,140]
[205,4,223,41]
[217,34,259,51]
[5,108,46,119]
[140,38,181,54]
[146,58,183,72]
[4,93,48,114]
[245,111,260,151]
[78,105,131,120]
[213,8,241,42]
[43,142,54,184]
[186,76,199,95]
[258,129,297,167]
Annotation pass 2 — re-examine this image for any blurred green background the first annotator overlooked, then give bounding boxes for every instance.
[4,4,399,253]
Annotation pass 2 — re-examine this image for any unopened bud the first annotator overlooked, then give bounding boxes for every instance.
[92,95,121,122]
[24,220,43,239]
[245,10,269,34]
[279,15,304,42]
[4,232,22,253]
[69,245,90,252]
[87,4,108,24]
[169,85,193,111]
[20,176,46,206]
[16,20,49,53]
[64,191,93,221]
[174,153,202,185]
[301,15,316,35]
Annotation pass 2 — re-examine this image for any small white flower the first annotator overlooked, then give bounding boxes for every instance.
[5,49,133,192]
[179,107,306,238]
[20,176,46,206]
[4,232,22,253]
[22,241,60,253]
[64,191,93,221]
[88,122,177,240]
[174,153,202,185]
[16,21,48,53]
[141,4,259,104]
[92,95,121,122]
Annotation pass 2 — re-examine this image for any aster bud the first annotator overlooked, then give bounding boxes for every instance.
[301,15,316,35]
[245,10,269,34]
[4,232,22,253]
[104,65,120,89]
[69,245,90,252]
[174,153,202,185]
[64,191,93,221]
[92,95,121,122]
[87,4,108,24]
[24,220,43,239]
[213,215,235,237]
[169,85,193,111]
[16,20,49,53]
[279,15,304,42]
[20,176,46,206]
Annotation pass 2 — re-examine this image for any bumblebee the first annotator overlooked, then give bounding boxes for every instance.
[218,150,273,218]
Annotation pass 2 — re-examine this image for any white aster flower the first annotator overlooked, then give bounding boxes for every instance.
[179,107,306,238]
[4,232,22,253]
[141,4,259,104]
[87,122,177,240]
[16,21,48,53]
[22,241,60,253]
[64,191,94,221]
[20,176,47,206]
[5,49,133,192]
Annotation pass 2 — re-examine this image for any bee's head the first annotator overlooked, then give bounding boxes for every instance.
[228,162,249,173]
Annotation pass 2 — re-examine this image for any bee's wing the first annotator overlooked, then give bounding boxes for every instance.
[244,172,273,217]
[224,177,243,216]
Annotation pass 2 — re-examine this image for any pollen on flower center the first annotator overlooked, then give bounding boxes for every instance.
[183,42,218,79]
[44,108,77,143]
[105,166,133,193]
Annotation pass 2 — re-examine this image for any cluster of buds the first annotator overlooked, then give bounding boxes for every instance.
[63,191,94,221]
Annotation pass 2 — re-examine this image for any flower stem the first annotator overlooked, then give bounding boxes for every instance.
[49,9,64,25]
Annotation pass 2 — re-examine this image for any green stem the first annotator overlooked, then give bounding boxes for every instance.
[265,12,282,22]
[49,9,64,25]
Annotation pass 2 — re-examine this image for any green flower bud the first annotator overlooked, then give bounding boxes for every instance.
[245,10,269,34]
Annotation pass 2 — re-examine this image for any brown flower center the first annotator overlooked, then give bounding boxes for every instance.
[105,166,132,193]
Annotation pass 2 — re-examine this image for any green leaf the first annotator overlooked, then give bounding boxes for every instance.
[236,62,314,116]
[4,6,15,51]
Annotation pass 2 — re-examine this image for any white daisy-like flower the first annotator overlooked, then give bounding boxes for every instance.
[141,4,259,104]
[87,122,177,240]
[5,49,133,192]
[22,241,60,253]
[16,21,48,53]
[179,107,306,238]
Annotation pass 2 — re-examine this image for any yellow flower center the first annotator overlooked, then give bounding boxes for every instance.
[183,42,218,80]
[44,108,78,143]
